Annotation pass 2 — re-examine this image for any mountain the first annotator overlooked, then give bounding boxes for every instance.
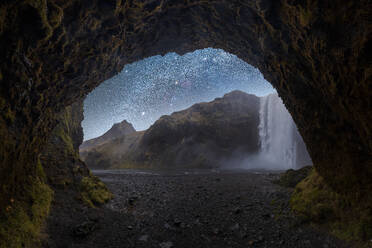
[80,120,136,152]
[80,90,261,169]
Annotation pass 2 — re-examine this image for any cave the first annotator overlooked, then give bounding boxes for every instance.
[0,0,371,246]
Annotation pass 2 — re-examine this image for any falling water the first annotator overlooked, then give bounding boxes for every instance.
[258,93,312,169]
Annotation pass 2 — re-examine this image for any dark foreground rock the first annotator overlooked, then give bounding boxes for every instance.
[44,169,351,248]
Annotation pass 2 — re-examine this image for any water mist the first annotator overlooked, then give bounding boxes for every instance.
[258,93,312,169]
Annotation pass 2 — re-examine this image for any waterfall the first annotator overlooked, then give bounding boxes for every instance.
[258,93,312,169]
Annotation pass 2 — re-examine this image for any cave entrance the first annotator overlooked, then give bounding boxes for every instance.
[0,1,369,246]
[64,48,316,246]
[80,48,311,172]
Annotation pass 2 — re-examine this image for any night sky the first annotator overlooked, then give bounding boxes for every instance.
[82,48,275,140]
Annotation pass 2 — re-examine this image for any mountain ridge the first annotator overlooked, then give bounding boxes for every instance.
[80,90,260,169]
[80,119,136,152]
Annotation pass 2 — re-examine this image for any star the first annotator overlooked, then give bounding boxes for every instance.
[82,48,275,140]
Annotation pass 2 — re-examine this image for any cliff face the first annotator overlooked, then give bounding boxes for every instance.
[41,100,111,210]
[41,101,86,187]
[138,91,260,168]
[0,100,111,247]
[0,0,371,245]
[82,91,260,169]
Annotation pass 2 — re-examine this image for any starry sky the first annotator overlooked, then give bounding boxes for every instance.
[82,48,276,140]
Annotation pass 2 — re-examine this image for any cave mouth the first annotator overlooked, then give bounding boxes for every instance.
[80,48,312,171]
[0,1,370,246]
[0,0,368,206]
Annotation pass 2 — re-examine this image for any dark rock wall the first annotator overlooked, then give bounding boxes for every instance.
[40,100,88,189]
[40,99,112,247]
[40,99,111,206]
[0,0,371,222]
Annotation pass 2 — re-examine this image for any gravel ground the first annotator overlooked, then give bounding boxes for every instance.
[45,169,350,248]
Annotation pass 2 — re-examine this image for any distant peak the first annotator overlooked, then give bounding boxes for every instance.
[112,119,132,127]
[224,90,246,95]
[221,90,258,100]
[110,120,136,132]
[120,119,131,124]
[80,119,137,150]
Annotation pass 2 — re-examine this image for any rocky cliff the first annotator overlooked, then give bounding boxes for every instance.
[41,100,112,246]
[0,100,112,247]
[82,91,260,169]
[40,100,111,206]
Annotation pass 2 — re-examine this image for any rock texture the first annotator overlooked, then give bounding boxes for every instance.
[48,169,348,248]
[41,100,87,188]
[0,0,371,245]
[40,100,111,205]
[41,101,111,206]
[0,100,111,247]
[291,169,372,242]
[39,100,112,247]
[81,91,260,169]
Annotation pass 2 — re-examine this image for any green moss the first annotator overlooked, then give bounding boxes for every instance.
[291,169,372,244]
[52,177,73,189]
[54,125,74,153]
[80,176,113,208]
[274,166,312,188]
[0,160,53,248]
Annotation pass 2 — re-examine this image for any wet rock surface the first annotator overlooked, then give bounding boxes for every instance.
[45,169,349,248]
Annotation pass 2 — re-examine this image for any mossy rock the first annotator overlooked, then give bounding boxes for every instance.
[274,165,312,188]
[291,169,372,244]
[0,160,53,248]
[80,175,113,208]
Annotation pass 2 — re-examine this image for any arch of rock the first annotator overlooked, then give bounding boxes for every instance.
[0,0,371,214]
